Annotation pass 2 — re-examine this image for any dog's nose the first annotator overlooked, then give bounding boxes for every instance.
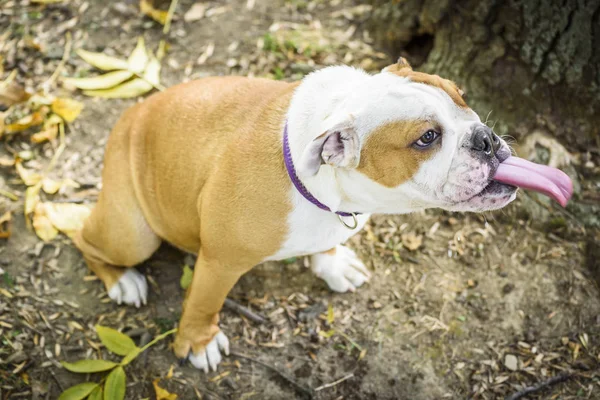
[471,126,500,156]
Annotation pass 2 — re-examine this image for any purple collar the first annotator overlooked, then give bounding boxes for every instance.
[283,123,358,218]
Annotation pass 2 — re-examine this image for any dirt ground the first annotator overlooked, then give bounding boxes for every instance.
[1,1,600,399]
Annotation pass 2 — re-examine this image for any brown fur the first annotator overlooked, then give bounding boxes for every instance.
[74,77,300,356]
[384,58,467,108]
[357,120,438,188]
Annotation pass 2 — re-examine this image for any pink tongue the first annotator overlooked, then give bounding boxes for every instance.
[492,156,573,207]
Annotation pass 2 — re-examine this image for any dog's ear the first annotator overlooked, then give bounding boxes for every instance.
[382,57,412,73]
[298,117,361,177]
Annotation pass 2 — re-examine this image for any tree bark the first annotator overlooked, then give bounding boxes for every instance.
[368,0,600,149]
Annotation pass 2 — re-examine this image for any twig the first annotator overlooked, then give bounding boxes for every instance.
[505,371,574,400]
[224,298,267,324]
[230,351,314,399]
[43,32,72,91]
[163,0,179,34]
[49,369,65,393]
[315,373,354,391]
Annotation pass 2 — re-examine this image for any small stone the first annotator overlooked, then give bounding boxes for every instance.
[504,354,518,371]
[370,301,382,309]
[502,283,515,294]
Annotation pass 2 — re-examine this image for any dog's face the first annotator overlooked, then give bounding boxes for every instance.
[299,59,517,214]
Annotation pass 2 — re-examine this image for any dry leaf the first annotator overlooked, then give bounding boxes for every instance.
[24,185,42,216]
[128,37,149,74]
[33,203,59,242]
[153,379,178,400]
[76,49,129,71]
[184,3,208,21]
[0,81,31,108]
[41,178,79,194]
[51,98,84,122]
[4,112,44,134]
[401,232,423,251]
[31,123,59,144]
[0,211,11,239]
[63,70,134,90]
[43,203,92,238]
[15,161,42,186]
[0,156,15,167]
[83,78,152,98]
[140,0,169,25]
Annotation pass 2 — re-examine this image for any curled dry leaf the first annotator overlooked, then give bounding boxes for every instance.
[15,161,42,186]
[75,49,129,71]
[0,82,31,109]
[51,98,84,122]
[401,232,423,251]
[24,185,42,216]
[63,70,134,90]
[42,202,92,238]
[41,178,79,194]
[31,123,59,144]
[33,203,59,242]
[128,37,149,74]
[153,379,178,400]
[4,112,44,134]
[84,56,160,98]
[140,0,169,25]
[0,211,11,239]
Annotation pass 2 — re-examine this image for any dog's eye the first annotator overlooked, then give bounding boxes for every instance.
[414,130,440,148]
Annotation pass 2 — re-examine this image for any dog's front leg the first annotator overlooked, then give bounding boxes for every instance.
[311,245,371,293]
[173,252,249,372]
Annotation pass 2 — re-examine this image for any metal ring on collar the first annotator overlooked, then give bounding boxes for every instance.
[337,213,358,230]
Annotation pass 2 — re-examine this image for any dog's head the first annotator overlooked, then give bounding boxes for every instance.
[297,58,517,214]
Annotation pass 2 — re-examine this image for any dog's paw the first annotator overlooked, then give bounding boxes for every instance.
[107,269,148,308]
[312,245,371,293]
[188,331,230,373]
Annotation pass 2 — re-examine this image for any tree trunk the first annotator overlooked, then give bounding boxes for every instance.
[368,0,600,149]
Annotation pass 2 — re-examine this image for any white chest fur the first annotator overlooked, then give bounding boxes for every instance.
[265,187,370,261]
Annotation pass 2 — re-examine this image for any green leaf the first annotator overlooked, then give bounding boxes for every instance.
[120,347,141,366]
[180,265,193,290]
[63,71,134,90]
[104,366,126,400]
[58,382,98,400]
[87,386,103,400]
[76,49,129,71]
[61,359,118,373]
[95,325,138,356]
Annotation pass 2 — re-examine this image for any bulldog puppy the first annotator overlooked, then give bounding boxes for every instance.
[74,58,572,372]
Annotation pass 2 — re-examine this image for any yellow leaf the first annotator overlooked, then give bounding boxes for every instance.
[140,0,169,25]
[166,365,174,379]
[95,325,138,357]
[327,304,334,324]
[153,379,177,400]
[51,98,84,123]
[76,49,129,71]
[61,359,118,373]
[5,112,44,134]
[42,178,62,194]
[63,70,134,90]
[0,211,11,239]
[83,78,152,99]
[43,203,92,238]
[33,203,59,242]
[57,382,99,400]
[143,56,161,86]
[32,123,58,144]
[24,185,41,216]
[128,37,149,74]
[15,161,42,186]
[180,265,193,290]
[87,386,103,400]
[104,366,126,400]
[401,232,423,251]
